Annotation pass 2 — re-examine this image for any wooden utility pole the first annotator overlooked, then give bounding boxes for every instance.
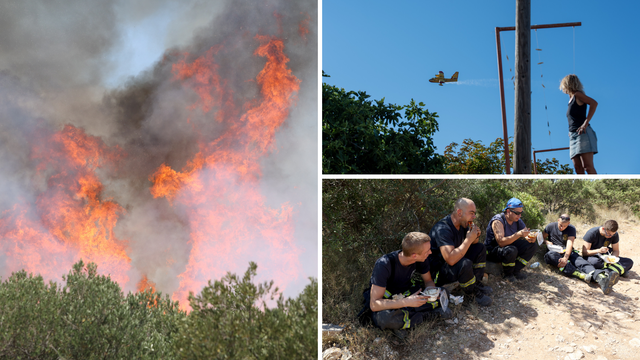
[514,0,531,174]
[496,22,580,175]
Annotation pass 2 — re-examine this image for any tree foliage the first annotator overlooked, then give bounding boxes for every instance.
[0,260,184,360]
[444,137,573,174]
[510,179,596,219]
[585,179,640,216]
[322,73,445,174]
[175,261,317,360]
[0,261,317,360]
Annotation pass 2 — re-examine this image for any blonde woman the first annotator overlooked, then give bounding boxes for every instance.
[559,74,598,174]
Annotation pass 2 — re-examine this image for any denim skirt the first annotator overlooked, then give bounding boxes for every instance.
[569,125,598,159]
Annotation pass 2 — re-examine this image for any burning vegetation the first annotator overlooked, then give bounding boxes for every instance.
[0,0,317,313]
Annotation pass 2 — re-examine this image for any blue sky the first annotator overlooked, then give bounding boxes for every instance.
[322,0,640,174]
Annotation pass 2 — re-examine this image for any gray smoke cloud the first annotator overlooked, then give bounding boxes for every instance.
[0,0,317,300]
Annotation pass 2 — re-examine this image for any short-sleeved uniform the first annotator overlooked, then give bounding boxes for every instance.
[543,222,593,276]
[367,250,441,330]
[544,222,577,247]
[485,213,538,275]
[428,214,486,292]
[370,250,429,297]
[582,227,634,276]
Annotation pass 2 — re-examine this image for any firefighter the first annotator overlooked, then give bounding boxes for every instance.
[360,232,452,339]
[580,220,634,292]
[485,198,539,282]
[541,214,611,290]
[428,198,492,307]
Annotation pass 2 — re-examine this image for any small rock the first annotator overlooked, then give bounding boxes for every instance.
[630,338,640,347]
[582,345,596,354]
[556,335,565,343]
[575,331,586,339]
[614,312,629,320]
[323,347,351,360]
[382,345,398,360]
[566,350,584,360]
[561,346,575,353]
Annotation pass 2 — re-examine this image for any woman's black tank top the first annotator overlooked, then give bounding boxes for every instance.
[566,93,587,132]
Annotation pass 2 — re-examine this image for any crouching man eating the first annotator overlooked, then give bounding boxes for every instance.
[365,232,452,339]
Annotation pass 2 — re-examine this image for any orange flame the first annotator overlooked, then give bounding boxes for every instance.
[299,13,311,42]
[151,33,302,310]
[0,14,309,309]
[0,202,74,277]
[0,125,132,285]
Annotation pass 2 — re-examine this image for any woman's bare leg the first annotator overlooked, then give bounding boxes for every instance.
[572,155,585,174]
[581,152,597,174]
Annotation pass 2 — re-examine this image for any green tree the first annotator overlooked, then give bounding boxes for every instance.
[444,137,573,174]
[0,260,184,360]
[174,262,317,360]
[443,138,504,174]
[322,73,445,174]
[513,179,596,219]
[585,179,640,217]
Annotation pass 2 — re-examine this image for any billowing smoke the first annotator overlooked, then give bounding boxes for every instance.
[0,0,317,304]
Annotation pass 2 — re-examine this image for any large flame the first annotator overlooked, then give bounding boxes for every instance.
[0,125,131,285]
[150,33,302,309]
[0,12,309,311]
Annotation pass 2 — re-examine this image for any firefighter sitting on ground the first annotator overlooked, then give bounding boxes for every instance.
[541,214,616,293]
[361,232,452,339]
[580,220,634,294]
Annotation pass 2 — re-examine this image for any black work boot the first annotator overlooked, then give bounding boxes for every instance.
[513,271,527,280]
[423,306,453,321]
[606,269,620,285]
[391,328,407,340]
[503,266,516,282]
[475,281,493,295]
[596,272,617,295]
[473,288,492,306]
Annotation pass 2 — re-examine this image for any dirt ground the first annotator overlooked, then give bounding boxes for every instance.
[323,218,640,360]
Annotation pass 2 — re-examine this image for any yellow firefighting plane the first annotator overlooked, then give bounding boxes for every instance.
[429,71,459,86]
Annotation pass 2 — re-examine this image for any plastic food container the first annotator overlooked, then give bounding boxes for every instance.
[422,287,440,302]
[547,244,564,253]
[599,254,619,264]
[527,229,540,241]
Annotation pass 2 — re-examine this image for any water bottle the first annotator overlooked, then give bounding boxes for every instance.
[530,262,540,268]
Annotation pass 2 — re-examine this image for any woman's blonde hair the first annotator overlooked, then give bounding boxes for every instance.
[559,74,584,94]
